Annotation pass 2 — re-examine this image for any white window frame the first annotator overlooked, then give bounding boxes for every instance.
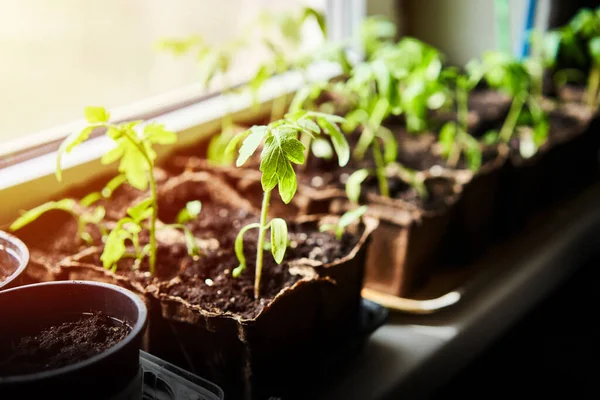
[0,0,366,225]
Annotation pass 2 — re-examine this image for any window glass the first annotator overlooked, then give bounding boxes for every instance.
[0,0,326,143]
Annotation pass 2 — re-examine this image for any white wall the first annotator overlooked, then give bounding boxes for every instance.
[368,0,551,66]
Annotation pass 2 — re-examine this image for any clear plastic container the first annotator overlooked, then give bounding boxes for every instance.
[140,351,224,400]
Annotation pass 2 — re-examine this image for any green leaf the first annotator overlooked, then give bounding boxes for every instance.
[589,37,600,64]
[233,222,260,277]
[119,141,149,190]
[311,137,333,159]
[289,86,313,113]
[101,141,125,165]
[464,135,482,171]
[250,65,271,102]
[270,218,288,263]
[10,199,77,231]
[101,227,128,270]
[371,59,391,98]
[56,125,96,181]
[338,205,368,230]
[439,122,457,157]
[84,106,110,124]
[86,206,106,224]
[346,169,370,204]
[482,130,500,146]
[183,228,201,257]
[176,200,202,224]
[127,198,153,222]
[144,123,177,144]
[302,7,327,37]
[375,126,397,164]
[304,111,346,124]
[317,117,350,167]
[259,131,303,204]
[297,118,320,134]
[236,126,268,167]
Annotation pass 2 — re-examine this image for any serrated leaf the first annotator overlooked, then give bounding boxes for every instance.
[144,123,177,144]
[10,199,77,231]
[270,218,288,263]
[317,117,350,167]
[589,37,600,64]
[259,130,301,203]
[346,169,370,204]
[84,106,110,123]
[311,137,333,159]
[119,141,149,190]
[236,126,268,167]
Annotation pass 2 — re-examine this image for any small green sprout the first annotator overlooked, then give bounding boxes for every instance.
[176,200,202,224]
[225,110,349,299]
[345,163,427,204]
[320,205,368,240]
[56,106,177,275]
[10,199,106,245]
[437,65,483,171]
[476,51,549,159]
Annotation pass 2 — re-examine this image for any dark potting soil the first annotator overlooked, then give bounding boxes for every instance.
[362,175,455,211]
[0,311,130,376]
[163,222,359,319]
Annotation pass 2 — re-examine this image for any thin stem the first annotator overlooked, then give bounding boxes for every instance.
[372,139,389,198]
[499,95,525,143]
[120,129,158,275]
[300,133,312,171]
[447,85,469,168]
[255,189,272,299]
[586,64,600,110]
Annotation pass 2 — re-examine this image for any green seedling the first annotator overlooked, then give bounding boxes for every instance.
[10,199,107,245]
[225,110,349,299]
[345,163,427,204]
[56,106,177,274]
[437,65,483,171]
[477,51,549,159]
[543,7,600,109]
[320,205,368,240]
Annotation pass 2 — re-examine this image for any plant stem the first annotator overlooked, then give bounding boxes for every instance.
[255,189,272,299]
[447,84,469,168]
[300,133,312,171]
[499,95,525,143]
[121,129,158,275]
[372,139,389,198]
[586,64,600,110]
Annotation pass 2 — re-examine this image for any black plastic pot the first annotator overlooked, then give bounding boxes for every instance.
[0,230,29,291]
[0,281,148,399]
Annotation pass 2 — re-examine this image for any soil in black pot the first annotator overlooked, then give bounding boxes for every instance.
[0,311,130,376]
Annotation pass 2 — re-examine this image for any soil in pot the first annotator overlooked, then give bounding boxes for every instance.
[0,311,130,376]
[160,220,359,318]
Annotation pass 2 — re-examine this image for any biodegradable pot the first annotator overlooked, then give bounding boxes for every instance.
[150,215,376,400]
[0,230,29,291]
[330,176,462,298]
[0,281,147,399]
[439,145,509,264]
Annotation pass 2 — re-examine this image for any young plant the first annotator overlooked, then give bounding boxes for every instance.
[10,199,107,245]
[320,205,368,240]
[56,106,177,274]
[544,7,600,109]
[225,110,350,299]
[157,35,246,165]
[437,65,483,171]
[478,51,549,159]
[345,162,427,204]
